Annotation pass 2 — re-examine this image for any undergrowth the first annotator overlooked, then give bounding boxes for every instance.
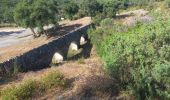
[89,11,170,100]
[0,71,66,100]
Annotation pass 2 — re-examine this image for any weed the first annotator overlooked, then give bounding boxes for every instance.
[1,80,36,100]
[77,57,85,64]
[41,71,65,89]
[0,71,66,99]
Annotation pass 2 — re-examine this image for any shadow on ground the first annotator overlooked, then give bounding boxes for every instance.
[116,14,134,19]
[46,24,82,38]
[0,30,25,37]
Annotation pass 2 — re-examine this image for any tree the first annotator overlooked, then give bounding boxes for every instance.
[0,0,20,23]
[82,0,102,17]
[63,2,79,20]
[103,0,121,18]
[14,0,58,37]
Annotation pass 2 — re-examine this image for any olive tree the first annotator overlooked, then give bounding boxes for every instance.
[14,0,58,37]
[82,0,102,17]
[62,2,79,20]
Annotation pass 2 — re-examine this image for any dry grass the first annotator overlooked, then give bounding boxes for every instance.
[0,71,65,100]
[0,47,131,99]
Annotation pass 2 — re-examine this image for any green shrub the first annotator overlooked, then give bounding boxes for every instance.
[166,0,170,7]
[90,17,170,99]
[100,18,113,28]
[1,80,36,100]
[0,71,66,100]
[42,71,65,89]
[92,13,104,26]
[88,27,105,46]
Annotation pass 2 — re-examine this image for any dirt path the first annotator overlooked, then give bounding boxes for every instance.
[0,17,91,62]
[116,9,152,26]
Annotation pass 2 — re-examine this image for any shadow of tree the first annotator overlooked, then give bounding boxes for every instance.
[0,30,25,37]
[46,24,82,38]
[116,14,134,19]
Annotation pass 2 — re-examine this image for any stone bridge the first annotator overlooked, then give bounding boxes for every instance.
[0,24,91,77]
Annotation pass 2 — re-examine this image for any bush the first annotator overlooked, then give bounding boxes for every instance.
[166,0,170,7]
[92,13,104,26]
[100,18,113,28]
[1,80,37,100]
[42,71,65,89]
[63,2,79,20]
[90,17,170,99]
[0,71,66,99]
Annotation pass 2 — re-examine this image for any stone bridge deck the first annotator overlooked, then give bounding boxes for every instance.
[0,17,91,62]
[0,17,91,76]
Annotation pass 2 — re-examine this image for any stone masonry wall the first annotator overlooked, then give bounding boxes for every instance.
[0,24,91,77]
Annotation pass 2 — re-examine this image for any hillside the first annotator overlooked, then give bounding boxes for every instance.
[0,47,130,99]
[0,0,170,100]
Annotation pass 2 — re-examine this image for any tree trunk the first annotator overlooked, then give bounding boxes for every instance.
[42,27,48,37]
[30,27,37,38]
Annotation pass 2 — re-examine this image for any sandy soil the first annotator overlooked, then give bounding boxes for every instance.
[0,17,91,62]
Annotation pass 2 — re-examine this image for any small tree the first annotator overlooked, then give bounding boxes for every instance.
[14,0,58,37]
[63,2,79,20]
[103,0,121,18]
[82,0,102,17]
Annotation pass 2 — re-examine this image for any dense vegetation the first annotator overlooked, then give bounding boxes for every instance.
[0,0,169,24]
[0,0,129,36]
[89,4,170,100]
[0,0,20,23]
[1,0,170,99]
[14,0,58,37]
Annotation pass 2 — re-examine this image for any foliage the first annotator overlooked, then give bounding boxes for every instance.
[42,71,65,89]
[81,0,102,17]
[63,2,79,20]
[0,0,167,24]
[0,0,20,23]
[166,0,170,7]
[14,0,58,37]
[100,18,114,28]
[102,0,121,18]
[92,13,105,26]
[0,71,65,100]
[90,16,170,99]
[0,80,36,100]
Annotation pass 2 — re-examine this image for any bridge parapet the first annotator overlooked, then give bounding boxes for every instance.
[0,24,91,77]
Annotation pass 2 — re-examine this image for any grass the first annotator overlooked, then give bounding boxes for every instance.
[77,57,85,64]
[0,71,66,100]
